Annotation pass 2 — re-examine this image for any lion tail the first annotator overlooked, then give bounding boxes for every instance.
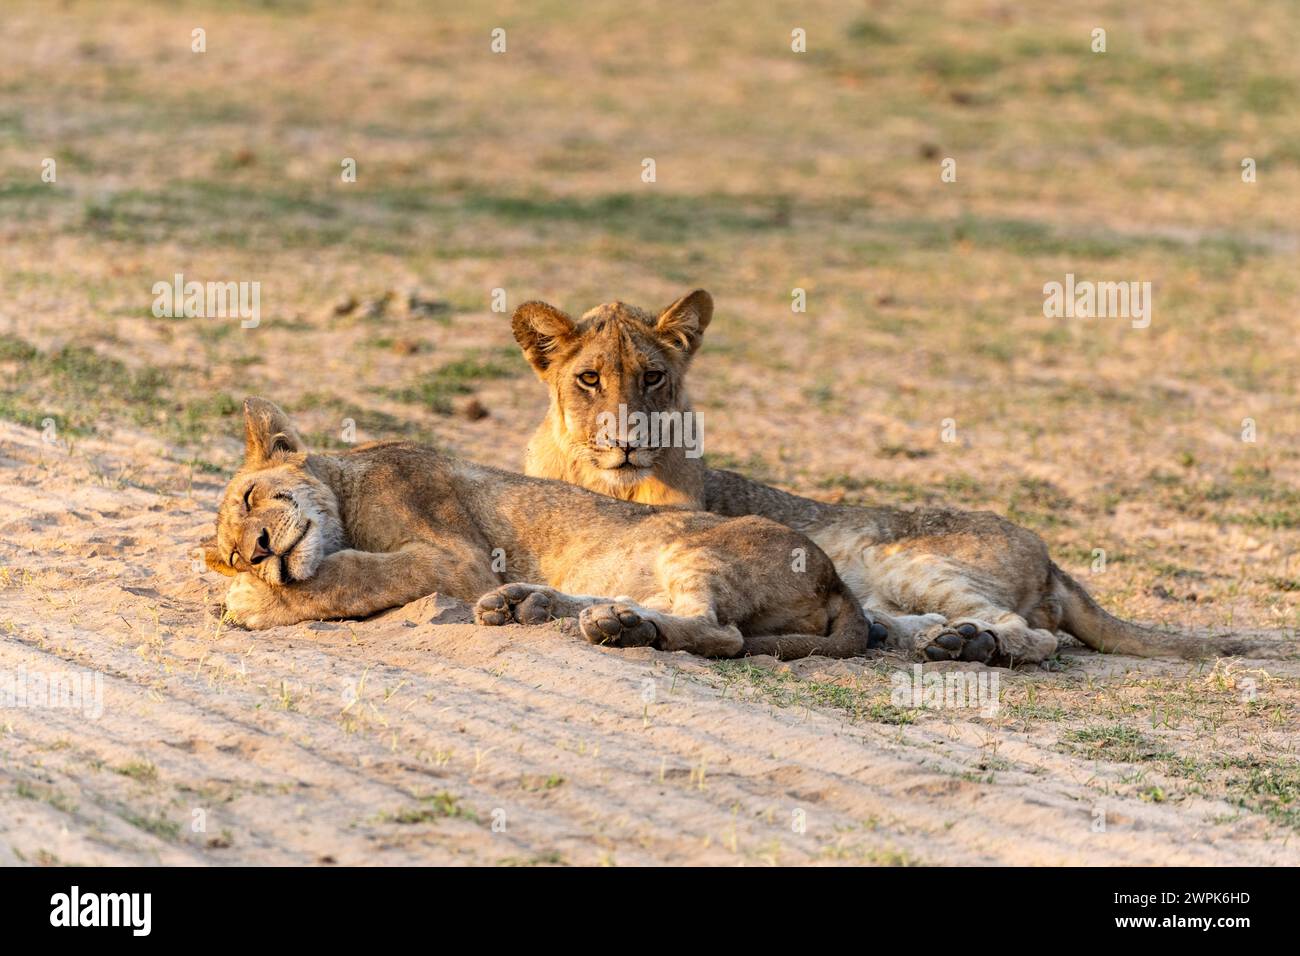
[1052,564,1293,659]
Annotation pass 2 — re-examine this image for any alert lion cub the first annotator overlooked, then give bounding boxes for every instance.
[514,290,1282,666]
[204,397,877,660]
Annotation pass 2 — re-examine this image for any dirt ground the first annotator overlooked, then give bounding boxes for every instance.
[1,0,1298,864]
[1,420,1297,865]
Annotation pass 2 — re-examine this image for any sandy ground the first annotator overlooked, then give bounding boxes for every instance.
[2,0,1299,866]
[2,418,1296,866]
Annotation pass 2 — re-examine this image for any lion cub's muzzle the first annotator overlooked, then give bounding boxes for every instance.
[242,508,314,585]
[590,442,658,473]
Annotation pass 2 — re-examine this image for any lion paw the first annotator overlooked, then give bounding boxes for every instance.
[866,617,890,648]
[474,583,560,626]
[579,603,658,648]
[918,620,999,664]
[862,610,946,650]
[223,573,290,630]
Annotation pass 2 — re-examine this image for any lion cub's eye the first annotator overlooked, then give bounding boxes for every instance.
[644,370,665,387]
[577,371,600,388]
[229,550,240,568]
[243,484,255,510]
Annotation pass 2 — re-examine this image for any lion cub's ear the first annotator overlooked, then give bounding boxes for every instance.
[242,396,305,467]
[656,289,713,356]
[202,537,238,577]
[512,301,578,378]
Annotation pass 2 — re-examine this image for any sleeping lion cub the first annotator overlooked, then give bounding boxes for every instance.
[513,289,1281,666]
[204,397,878,660]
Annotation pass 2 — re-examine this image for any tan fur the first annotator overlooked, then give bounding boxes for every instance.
[515,292,710,508]
[204,397,877,661]
[515,291,1291,666]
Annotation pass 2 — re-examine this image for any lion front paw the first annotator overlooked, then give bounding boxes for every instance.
[474,583,561,626]
[223,574,293,630]
[918,620,1000,663]
[579,603,658,648]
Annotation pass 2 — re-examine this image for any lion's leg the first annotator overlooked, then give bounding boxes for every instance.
[226,543,496,629]
[474,582,744,658]
[910,608,1059,666]
[846,549,1059,665]
[577,593,745,658]
[474,582,604,626]
[821,545,969,650]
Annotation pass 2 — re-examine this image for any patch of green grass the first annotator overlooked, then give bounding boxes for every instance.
[388,348,524,414]
[710,661,914,726]
[460,191,795,241]
[0,181,67,204]
[815,472,930,504]
[1138,62,1221,102]
[171,393,241,443]
[0,334,39,362]
[122,810,181,841]
[704,451,776,484]
[0,397,64,434]
[0,110,26,135]
[184,456,227,475]
[1146,561,1204,581]
[942,473,987,502]
[972,337,1015,364]
[1141,463,1300,530]
[294,394,437,448]
[876,444,933,461]
[802,380,835,408]
[51,180,408,252]
[363,336,434,353]
[1001,700,1069,722]
[1162,754,1300,829]
[0,336,165,434]
[1226,508,1300,531]
[114,760,158,783]
[878,216,1125,258]
[379,791,476,825]
[1242,75,1295,114]
[857,846,926,866]
[919,50,1004,82]
[1058,726,1171,763]
[0,332,245,444]
[59,182,814,252]
[844,18,897,45]
[1227,760,1300,824]
[498,851,566,866]
[1007,477,1075,529]
[16,781,79,815]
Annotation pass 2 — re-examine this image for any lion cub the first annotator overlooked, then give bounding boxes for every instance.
[204,398,879,660]
[512,290,1283,666]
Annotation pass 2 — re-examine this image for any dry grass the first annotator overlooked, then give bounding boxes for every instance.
[0,0,1298,860]
[3,0,1297,630]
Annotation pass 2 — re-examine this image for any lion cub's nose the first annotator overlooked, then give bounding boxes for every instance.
[250,528,273,564]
